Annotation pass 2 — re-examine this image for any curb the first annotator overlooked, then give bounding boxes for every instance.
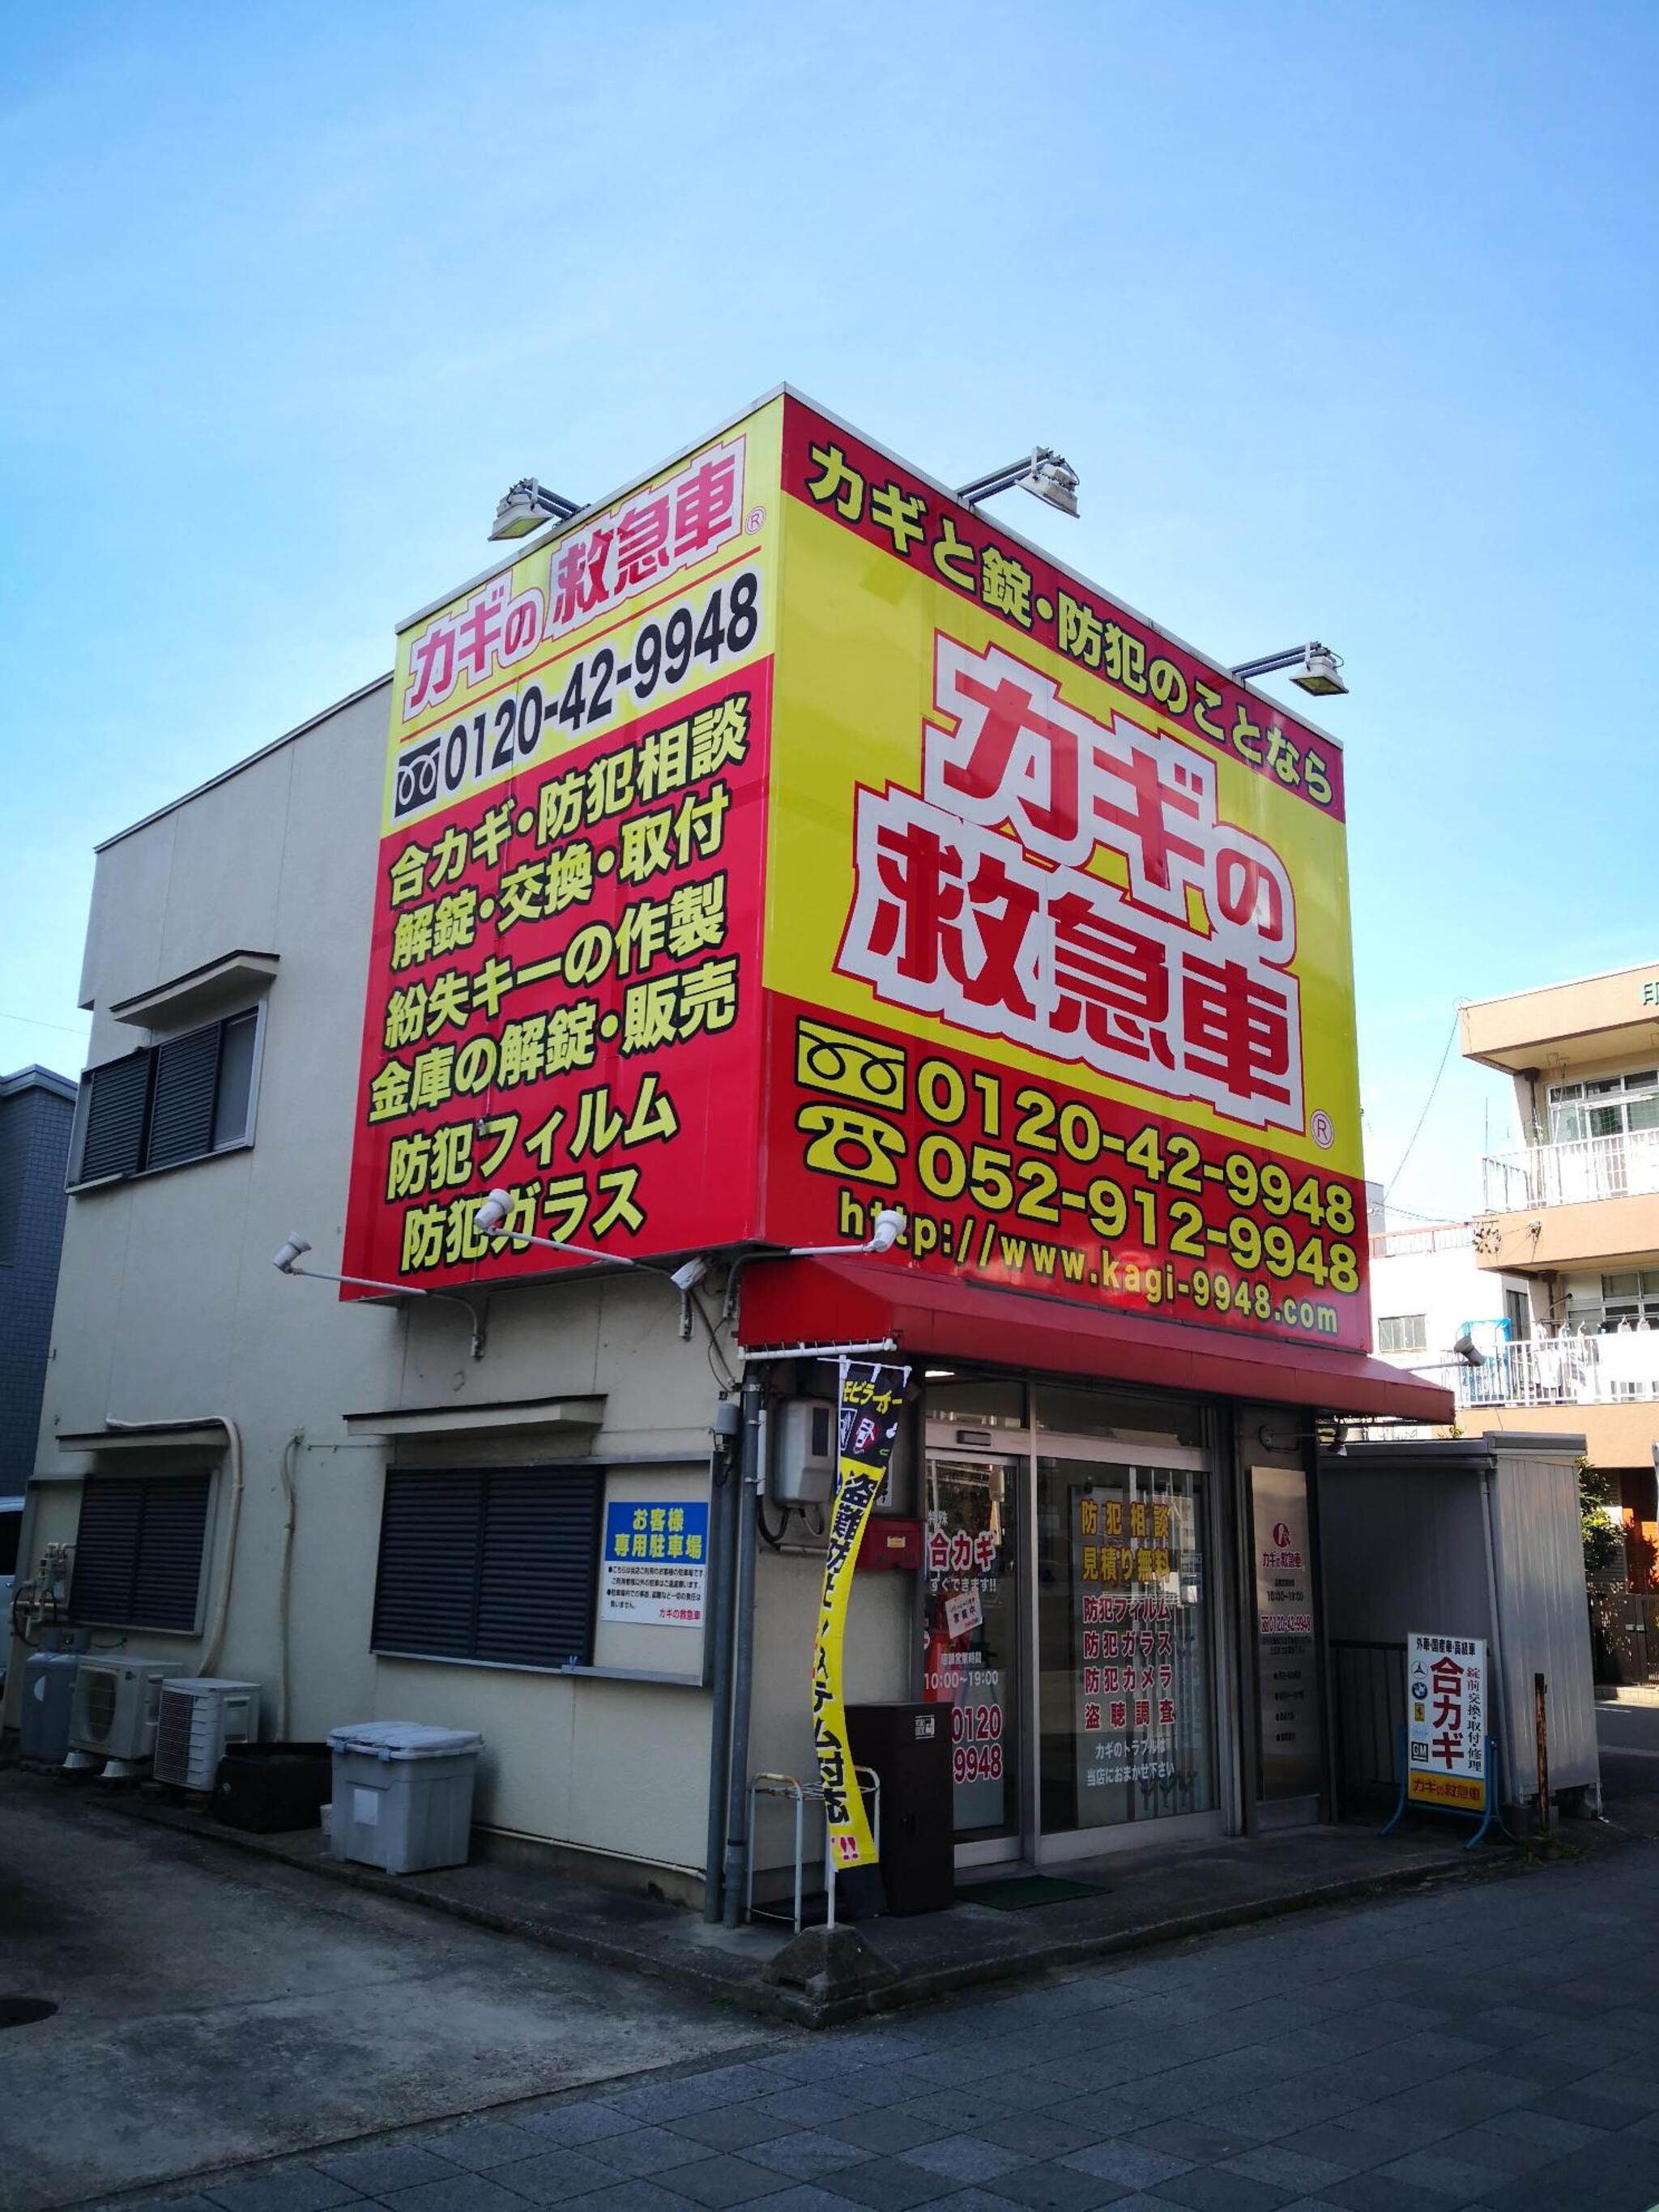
[76,1783,1528,2029]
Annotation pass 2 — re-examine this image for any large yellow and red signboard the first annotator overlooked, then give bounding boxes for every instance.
[345,392,1370,1353]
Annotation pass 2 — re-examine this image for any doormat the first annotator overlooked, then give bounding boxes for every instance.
[959,1874,1111,1910]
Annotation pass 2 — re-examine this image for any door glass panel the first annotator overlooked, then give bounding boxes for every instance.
[923,1454,1020,1840]
[1038,1459,1214,1833]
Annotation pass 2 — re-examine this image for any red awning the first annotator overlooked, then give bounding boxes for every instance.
[736,1258,1456,1424]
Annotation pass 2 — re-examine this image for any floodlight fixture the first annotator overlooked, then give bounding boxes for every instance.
[271,1233,485,1357]
[784,1208,909,1260]
[956,447,1080,518]
[670,1256,710,1294]
[489,477,585,540]
[474,1187,643,1270]
[1230,641,1349,697]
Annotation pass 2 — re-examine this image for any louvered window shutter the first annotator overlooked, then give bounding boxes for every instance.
[371,1467,602,1669]
[78,1054,152,1182]
[146,1025,223,1168]
[70,1473,211,1630]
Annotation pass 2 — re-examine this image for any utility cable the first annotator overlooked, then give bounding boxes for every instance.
[1385,1012,1461,1197]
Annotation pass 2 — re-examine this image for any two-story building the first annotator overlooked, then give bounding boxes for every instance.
[3,390,1452,1908]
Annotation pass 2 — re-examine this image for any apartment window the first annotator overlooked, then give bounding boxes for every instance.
[371,1465,603,1671]
[1378,1314,1428,1355]
[1549,1072,1659,1143]
[72,1010,261,1187]
[1567,1271,1659,1333]
[1503,1288,1531,1342]
[70,1473,212,1632]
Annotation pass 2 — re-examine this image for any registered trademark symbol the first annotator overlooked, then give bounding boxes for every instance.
[1311,1110,1334,1150]
[744,506,766,534]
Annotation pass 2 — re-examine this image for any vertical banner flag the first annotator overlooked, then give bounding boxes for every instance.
[812,1361,911,1870]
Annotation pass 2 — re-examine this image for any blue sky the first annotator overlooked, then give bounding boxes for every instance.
[3,2,1654,1219]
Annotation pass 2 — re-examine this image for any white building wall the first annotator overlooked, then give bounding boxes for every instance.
[1369,1230,1533,1372]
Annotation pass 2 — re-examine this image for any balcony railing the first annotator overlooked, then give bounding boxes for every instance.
[1481,1127,1659,1213]
[1436,1329,1659,1409]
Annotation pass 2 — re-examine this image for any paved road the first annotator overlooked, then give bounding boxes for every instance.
[0,1779,779,2212]
[92,1837,1659,2212]
[1596,1696,1659,1813]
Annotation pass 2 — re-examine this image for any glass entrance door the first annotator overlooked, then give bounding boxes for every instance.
[1036,1458,1217,1843]
[923,1453,1021,1852]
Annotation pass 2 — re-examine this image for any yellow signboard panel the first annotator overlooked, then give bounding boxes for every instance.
[757,395,1369,1351]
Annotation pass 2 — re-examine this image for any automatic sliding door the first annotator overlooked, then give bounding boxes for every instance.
[1037,1459,1216,1836]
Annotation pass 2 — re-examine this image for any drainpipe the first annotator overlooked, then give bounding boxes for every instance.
[721,1368,765,1928]
[702,1400,742,1924]
[1478,1454,1516,1815]
[106,1416,243,1674]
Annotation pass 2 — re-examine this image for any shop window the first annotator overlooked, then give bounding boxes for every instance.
[1034,1383,1204,1448]
[1378,1314,1428,1355]
[71,1010,262,1187]
[922,1376,1027,1430]
[70,1473,212,1632]
[371,1465,603,1671]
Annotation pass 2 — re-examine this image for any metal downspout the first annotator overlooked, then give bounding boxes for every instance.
[1479,1456,1516,1813]
[701,1403,740,1924]
[721,1370,765,1927]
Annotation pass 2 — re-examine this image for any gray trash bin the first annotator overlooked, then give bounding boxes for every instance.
[327,1721,484,1873]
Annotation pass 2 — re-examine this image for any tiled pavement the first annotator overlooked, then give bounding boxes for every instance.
[112,1844,1659,2212]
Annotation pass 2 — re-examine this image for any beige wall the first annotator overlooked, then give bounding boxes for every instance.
[1462,963,1659,1075]
[1465,1399,1658,1471]
[1473,1197,1659,1277]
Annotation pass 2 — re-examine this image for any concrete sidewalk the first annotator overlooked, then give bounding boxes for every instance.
[89,1835,1659,2212]
[87,1778,1505,2027]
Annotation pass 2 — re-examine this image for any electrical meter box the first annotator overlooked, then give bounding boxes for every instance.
[771,1398,835,1503]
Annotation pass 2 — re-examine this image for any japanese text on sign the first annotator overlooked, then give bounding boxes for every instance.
[1407,1632,1487,1810]
[599,1499,710,1627]
[812,1362,910,1869]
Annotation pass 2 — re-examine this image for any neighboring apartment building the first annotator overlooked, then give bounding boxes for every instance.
[1459,964,1659,1584]
[0,1066,77,1588]
[2,392,1453,1907]
[1369,1217,1532,1381]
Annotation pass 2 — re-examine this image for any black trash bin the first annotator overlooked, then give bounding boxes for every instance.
[214,1741,333,1833]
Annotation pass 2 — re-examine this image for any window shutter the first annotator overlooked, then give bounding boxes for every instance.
[476,1469,601,1669]
[372,1472,484,1659]
[147,1025,223,1169]
[133,1476,214,1629]
[70,1473,211,1631]
[371,1466,602,1669]
[78,1054,151,1183]
[68,1481,145,1624]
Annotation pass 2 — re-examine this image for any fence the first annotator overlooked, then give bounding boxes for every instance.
[1482,1127,1659,1213]
[1589,1590,1659,1686]
[1328,1639,1406,1816]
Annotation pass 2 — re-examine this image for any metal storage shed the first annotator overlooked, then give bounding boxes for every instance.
[1318,1433,1598,1821]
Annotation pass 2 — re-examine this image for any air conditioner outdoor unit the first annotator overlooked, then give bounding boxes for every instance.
[154,1678,262,1791]
[66,1659,178,1776]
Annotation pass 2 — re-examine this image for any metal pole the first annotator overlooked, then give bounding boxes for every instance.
[721,1369,764,1926]
[700,1405,740,1924]
[1534,1673,1550,1835]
